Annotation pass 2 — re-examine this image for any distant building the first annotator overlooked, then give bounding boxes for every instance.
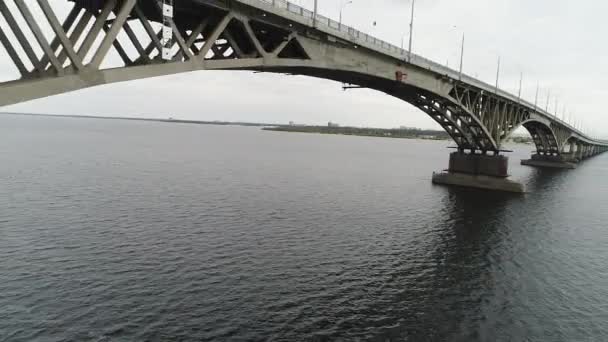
[289,121,295,126]
[328,122,340,128]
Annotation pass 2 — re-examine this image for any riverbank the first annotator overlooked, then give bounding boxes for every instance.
[263,125,450,140]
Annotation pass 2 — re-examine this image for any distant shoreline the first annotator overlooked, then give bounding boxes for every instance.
[0,112,534,144]
[263,126,451,141]
[0,112,276,127]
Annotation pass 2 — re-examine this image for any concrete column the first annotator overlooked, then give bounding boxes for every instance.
[568,142,577,161]
[433,152,524,192]
[521,153,577,169]
[581,145,586,159]
[576,144,584,160]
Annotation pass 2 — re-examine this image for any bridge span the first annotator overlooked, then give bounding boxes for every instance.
[1,0,607,191]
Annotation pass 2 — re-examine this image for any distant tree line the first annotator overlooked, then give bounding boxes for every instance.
[264,125,451,140]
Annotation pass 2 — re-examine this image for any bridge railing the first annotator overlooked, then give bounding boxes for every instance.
[253,0,468,85]
[257,0,409,55]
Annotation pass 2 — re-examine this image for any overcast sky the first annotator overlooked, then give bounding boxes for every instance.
[1,0,607,135]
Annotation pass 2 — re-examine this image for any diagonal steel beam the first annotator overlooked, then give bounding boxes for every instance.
[90,0,136,69]
[56,11,93,67]
[270,33,296,57]
[102,24,132,65]
[163,18,211,61]
[47,4,80,51]
[243,20,268,57]
[185,19,209,49]
[199,14,233,60]
[0,1,45,73]
[13,1,63,74]
[122,21,148,62]
[77,0,117,61]
[174,18,209,59]
[42,4,82,68]
[37,0,84,70]
[210,44,231,59]
[40,3,80,69]
[141,30,163,59]
[222,29,247,58]
[0,26,28,75]
[133,5,162,55]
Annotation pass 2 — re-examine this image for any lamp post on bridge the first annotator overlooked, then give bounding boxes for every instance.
[517,72,523,103]
[494,56,501,92]
[447,26,465,80]
[313,0,318,27]
[339,0,353,29]
[534,82,539,112]
[458,33,465,81]
[408,0,415,63]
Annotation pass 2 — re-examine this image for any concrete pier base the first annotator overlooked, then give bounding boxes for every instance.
[432,152,525,193]
[520,154,577,169]
[432,172,525,193]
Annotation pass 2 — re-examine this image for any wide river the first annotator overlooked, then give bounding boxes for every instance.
[1,114,607,341]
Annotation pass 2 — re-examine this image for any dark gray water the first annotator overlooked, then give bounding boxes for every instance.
[1,114,608,342]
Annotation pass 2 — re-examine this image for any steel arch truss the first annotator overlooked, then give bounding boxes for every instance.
[517,120,576,156]
[0,0,309,91]
[412,92,485,151]
[450,83,532,152]
[522,121,562,155]
[551,123,573,152]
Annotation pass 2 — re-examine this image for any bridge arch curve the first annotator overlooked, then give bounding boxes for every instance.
[519,119,562,156]
[2,54,499,153]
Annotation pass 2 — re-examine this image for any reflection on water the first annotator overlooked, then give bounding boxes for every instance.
[522,167,571,193]
[1,114,608,341]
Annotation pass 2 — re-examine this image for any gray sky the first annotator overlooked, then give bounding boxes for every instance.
[1,0,607,135]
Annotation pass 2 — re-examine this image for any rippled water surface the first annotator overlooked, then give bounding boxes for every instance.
[2,114,608,341]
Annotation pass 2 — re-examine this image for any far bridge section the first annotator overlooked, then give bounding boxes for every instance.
[0,0,607,192]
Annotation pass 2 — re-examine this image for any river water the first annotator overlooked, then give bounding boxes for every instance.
[1,114,607,341]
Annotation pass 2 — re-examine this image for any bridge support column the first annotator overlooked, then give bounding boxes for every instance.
[576,144,585,160]
[432,152,524,193]
[521,153,577,169]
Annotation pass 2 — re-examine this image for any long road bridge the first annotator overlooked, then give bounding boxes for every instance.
[1,0,607,191]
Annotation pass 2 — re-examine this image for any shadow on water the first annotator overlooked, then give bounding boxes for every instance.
[364,187,521,342]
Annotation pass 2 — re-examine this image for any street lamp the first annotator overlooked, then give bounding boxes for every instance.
[339,0,353,28]
[313,0,318,27]
[458,33,464,80]
[450,26,465,80]
[408,0,415,62]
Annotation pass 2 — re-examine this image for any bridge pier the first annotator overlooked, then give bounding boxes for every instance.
[432,152,525,193]
[522,141,608,169]
[521,153,577,169]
